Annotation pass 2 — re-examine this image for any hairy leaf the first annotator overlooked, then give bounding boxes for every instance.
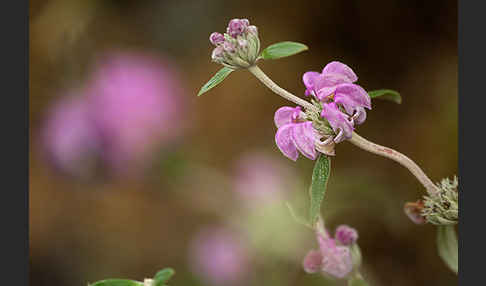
[309,155,331,225]
[261,41,308,60]
[153,268,175,286]
[368,89,402,104]
[197,67,234,96]
[437,225,458,274]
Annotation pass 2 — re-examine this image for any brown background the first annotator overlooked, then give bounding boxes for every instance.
[30,0,457,285]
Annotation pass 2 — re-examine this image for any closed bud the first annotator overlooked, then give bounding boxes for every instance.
[404,200,427,224]
[208,18,261,69]
[335,225,358,246]
[209,32,225,45]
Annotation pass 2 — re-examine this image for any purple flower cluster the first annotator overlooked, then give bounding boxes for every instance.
[274,106,321,161]
[302,223,359,279]
[274,61,370,161]
[303,61,371,143]
[41,52,184,178]
[209,18,260,68]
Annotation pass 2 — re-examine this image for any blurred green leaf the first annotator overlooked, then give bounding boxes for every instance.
[89,279,143,286]
[153,268,175,286]
[260,41,308,60]
[286,202,312,228]
[348,275,369,286]
[197,67,233,96]
[309,155,331,225]
[368,89,402,104]
[350,244,362,268]
[437,225,458,274]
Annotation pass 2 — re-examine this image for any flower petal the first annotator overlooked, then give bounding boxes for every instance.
[314,73,352,100]
[275,124,299,161]
[274,106,301,128]
[317,237,353,279]
[303,71,320,90]
[334,83,371,111]
[320,103,354,143]
[291,122,317,160]
[303,250,323,273]
[322,61,358,83]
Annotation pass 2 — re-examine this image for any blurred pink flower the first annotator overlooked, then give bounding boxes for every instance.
[41,94,101,178]
[86,52,184,175]
[189,226,250,286]
[41,51,185,179]
[302,221,359,279]
[233,151,296,205]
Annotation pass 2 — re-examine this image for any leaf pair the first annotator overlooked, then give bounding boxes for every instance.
[89,268,175,286]
[197,42,308,96]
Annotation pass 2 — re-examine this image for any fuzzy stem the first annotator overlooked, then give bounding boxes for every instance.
[349,132,440,195]
[247,65,319,112]
[246,65,439,195]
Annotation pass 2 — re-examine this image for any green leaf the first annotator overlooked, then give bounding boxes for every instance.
[197,67,234,96]
[286,202,312,228]
[437,225,458,274]
[367,89,402,104]
[88,279,143,286]
[348,275,369,286]
[153,268,175,286]
[309,155,331,225]
[260,41,308,60]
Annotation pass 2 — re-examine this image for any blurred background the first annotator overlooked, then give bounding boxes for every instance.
[29,0,457,285]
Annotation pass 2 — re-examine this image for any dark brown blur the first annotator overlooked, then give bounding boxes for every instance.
[30,0,457,285]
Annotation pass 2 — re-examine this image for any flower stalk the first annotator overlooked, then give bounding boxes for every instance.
[248,64,440,195]
[247,65,318,112]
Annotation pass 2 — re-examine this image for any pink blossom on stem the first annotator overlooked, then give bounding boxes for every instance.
[302,222,359,279]
[302,61,371,143]
[274,106,320,161]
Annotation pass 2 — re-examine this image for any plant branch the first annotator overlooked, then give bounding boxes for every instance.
[247,65,439,195]
[247,65,319,112]
[349,132,440,195]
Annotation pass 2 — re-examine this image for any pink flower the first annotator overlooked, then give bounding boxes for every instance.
[274,106,320,161]
[302,61,371,143]
[302,222,359,279]
[321,102,354,143]
[41,94,101,178]
[189,227,250,286]
[86,52,184,176]
[41,51,185,178]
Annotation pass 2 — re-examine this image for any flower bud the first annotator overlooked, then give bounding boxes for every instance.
[209,32,225,45]
[335,225,358,246]
[404,200,426,224]
[237,38,248,48]
[209,18,261,69]
[223,41,236,53]
[211,46,224,61]
[422,176,458,225]
[227,18,248,38]
[247,25,258,36]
